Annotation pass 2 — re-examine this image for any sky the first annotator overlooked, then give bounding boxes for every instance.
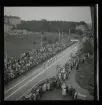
[4,7,92,23]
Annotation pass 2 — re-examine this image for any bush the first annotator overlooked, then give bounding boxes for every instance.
[78,37,94,55]
[55,37,58,42]
[33,40,37,44]
[43,36,47,41]
[42,41,48,46]
[88,86,94,96]
[70,29,76,33]
[76,29,83,35]
[82,39,93,55]
[48,39,52,44]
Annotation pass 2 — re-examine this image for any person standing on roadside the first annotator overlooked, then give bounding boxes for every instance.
[63,72,67,81]
[76,62,79,71]
[61,82,67,96]
[74,92,78,100]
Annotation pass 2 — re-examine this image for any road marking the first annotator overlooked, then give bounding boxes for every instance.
[16,47,78,100]
[17,46,78,100]
[5,45,77,100]
[4,66,42,94]
[5,48,64,94]
[16,78,46,100]
[4,43,77,94]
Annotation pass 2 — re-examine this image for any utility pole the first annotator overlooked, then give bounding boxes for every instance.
[59,30,60,41]
[62,31,63,40]
[41,32,42,48]
[69,28,70,34]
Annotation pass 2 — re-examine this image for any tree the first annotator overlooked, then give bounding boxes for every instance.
[55,37,58,42]
[76,29,83,35]
[11,25,16,30]
[33,40,36,44]
[17,20,80,32]
[78,37,94,55]
[43,36,47,41]
[70,28,76,33]
[48,39,52,44]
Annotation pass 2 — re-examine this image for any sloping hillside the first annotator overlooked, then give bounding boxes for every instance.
[4,33,59,57]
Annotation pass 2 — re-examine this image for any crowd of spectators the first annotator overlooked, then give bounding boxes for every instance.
[4,39,75,84]
[20,51,93,100]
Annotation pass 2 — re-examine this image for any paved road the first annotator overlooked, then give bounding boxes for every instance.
[40,65,93,100]
[4,43,78,100]
[41,88,73,100]
[66,67,89,95]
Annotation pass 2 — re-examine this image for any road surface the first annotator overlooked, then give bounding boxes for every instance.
[4,43,78,100]
[41,88,73,100]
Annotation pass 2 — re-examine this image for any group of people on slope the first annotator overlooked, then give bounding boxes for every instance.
[4,40,74,84]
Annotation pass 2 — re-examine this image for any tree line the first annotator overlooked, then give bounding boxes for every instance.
[17,19,88,33]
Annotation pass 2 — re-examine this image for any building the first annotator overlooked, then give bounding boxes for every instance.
[4,15,21,27]
[4,23,13,33]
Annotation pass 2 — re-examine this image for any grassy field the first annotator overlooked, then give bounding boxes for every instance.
[75,58,94,91]
[4,32,79,58]
[4,32,60,58]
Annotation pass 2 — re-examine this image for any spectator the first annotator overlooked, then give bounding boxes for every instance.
[61,82,67,96]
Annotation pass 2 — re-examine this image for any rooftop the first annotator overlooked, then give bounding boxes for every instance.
[4,23,14,26]
[4,15,20,19]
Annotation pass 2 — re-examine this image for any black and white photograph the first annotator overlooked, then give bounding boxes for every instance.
[4,6,95,101]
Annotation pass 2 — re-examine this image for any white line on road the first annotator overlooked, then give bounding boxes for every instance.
[5,66,43,94]
[5,43,76,94]
[5,44,78,100]
[5,50,61,94]
[17,46,78,100]
[16,78,46,100]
